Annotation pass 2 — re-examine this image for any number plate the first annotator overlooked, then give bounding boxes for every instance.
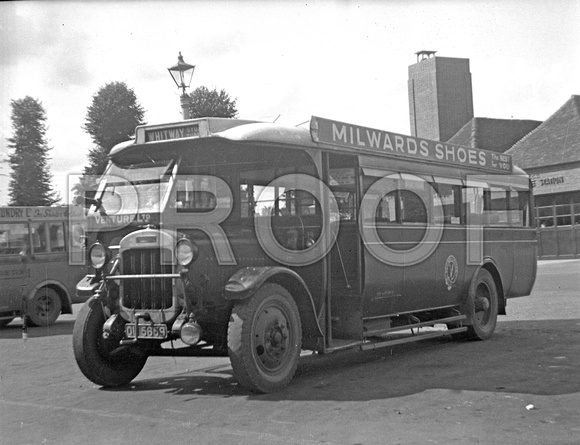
[125,323,168,339]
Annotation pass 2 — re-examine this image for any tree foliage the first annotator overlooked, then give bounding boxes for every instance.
[82,81,145,177]
[188,86,238,119]
[8,96,59,206]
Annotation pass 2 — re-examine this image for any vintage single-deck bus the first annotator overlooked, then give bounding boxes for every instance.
[72,116,537,392]
[0,206,87,327]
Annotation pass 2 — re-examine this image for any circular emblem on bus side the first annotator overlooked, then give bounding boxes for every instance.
[445,255,459,290]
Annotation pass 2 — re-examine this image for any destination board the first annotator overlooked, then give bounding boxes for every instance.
[145,122,200,142]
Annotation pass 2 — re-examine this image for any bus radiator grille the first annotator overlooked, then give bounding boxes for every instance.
[121,248,173,310]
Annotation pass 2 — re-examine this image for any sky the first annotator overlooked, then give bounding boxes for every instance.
[1,0,579,205]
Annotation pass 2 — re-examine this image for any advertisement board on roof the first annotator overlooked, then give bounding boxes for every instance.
[310,116,513,173]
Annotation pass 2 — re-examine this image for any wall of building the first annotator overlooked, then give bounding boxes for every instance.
[408,56,473,142]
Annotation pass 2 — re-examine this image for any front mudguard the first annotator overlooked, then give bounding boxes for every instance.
[76,274,100,300]
[224,266,323,339]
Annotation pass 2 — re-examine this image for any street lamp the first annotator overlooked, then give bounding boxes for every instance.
[168,52,195,120]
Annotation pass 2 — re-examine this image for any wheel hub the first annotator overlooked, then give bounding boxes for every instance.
[254,307,291,372]
[35,296,53,317]
[475,296,490,312]
[266,322,287,352]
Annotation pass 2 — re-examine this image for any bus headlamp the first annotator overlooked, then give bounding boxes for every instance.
[175,239,198,266]
[180,321,202,345]
[89,243,110,270]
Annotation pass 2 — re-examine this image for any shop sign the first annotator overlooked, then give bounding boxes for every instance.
[530,167,580,195]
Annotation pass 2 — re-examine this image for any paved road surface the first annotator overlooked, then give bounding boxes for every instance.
[1,260,578,444]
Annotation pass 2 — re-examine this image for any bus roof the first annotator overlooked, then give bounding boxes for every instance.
[111,116,519,175]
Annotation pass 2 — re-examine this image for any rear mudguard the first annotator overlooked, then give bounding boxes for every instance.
[224,266,323,339]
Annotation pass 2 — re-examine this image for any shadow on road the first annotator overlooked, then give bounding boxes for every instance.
[103,318,580,402]
[0,319,75,339]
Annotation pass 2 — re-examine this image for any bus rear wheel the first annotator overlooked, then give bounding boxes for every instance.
[465,269,498,340]
[73,296,147,387]
[228,283,302,393]
[28,287,62,327]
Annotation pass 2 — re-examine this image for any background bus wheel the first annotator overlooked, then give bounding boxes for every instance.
[228,283,302,393]
[73,296,147,387]
[28,287,62,327]
[465,269,498,340]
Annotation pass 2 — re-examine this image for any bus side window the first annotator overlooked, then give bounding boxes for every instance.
[329,167,356,221]
[0,224,9,253]
[251,185,278,217]
[49,222,66,252]
[0,223,30,255]
[399,190,427,224]
[484,187,509,226]
[509,190,531,227]
[361,174,398,224]
[277,190,319,216]
[240,183,254,217]
[463,186,484,225]
[239,166,276,218]
[433,183,462,225]
[377,192,397,223]
[175,177,217,212]
[31,222,48,253]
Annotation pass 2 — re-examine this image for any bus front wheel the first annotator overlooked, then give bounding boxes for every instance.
[228,283,302,393]
[28,287,62,326]
[465,269,498,340]
[73,296,147,387]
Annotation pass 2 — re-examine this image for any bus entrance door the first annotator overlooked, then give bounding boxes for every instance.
[326,154,363,341]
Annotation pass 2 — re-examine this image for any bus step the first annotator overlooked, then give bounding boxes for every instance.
[361,326,468,351]
[363,314,466,337]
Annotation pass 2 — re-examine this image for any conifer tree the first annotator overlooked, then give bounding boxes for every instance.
[8,96,59,206]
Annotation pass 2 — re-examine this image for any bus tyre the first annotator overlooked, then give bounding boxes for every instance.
[465,269,498,341]
[73,296,147,387]
[28,287,62,327]
[228,283,302,393]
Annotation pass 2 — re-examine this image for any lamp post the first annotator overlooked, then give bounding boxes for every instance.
[168,52,195,120]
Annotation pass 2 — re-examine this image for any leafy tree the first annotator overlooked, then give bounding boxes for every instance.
[8,96,59,206]
[188,86,238,119]
[82,81,145,177]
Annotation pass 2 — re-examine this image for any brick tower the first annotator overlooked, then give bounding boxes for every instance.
[408,51,474,142]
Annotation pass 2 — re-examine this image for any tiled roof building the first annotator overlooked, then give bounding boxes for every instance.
[506,95,580,169]
[449,117,541,154]
[504,95,580,258]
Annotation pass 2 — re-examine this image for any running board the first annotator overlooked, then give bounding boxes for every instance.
[361,326,467,351]
[324,338,365,353]
[323,313,467,354]
[363,314,467,337]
